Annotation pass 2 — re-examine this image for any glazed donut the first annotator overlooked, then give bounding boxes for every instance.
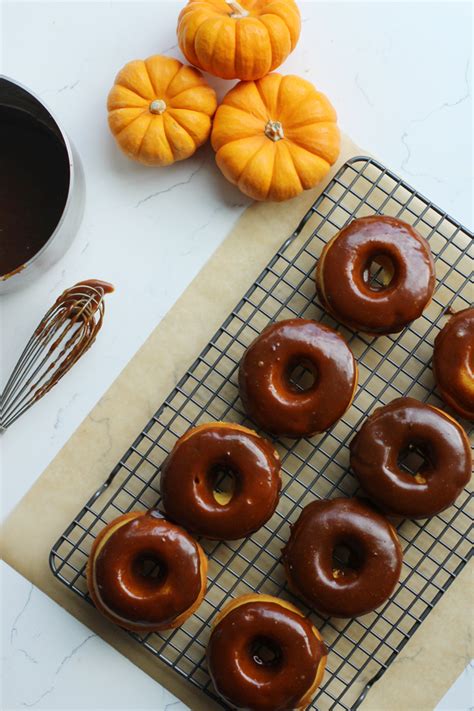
[161,422,281,540]
[350,397,472,518]
[87,511,207,632]
[283,498,402,618]
[207,594,327,711]
[239,319,357,438]
[433,308,474,420]
[316,215,436,334]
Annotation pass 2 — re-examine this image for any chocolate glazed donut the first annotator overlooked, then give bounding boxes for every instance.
[316,215,436,334]
[239,319,357,438]
[283,498,403,618]
[87,511,207,632]
[350,397,472,518]
[207,594,327,711]
[161,422,281,540]
[433,308,474,420]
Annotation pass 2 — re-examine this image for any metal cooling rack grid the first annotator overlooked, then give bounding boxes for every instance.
[50,156,473,711]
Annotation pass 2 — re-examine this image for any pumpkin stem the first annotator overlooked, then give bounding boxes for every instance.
[265,120,285,142]
[149,99,167,115]
[227,0,249,18]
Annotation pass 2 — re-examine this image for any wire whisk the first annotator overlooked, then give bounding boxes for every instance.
[1,279,113,431]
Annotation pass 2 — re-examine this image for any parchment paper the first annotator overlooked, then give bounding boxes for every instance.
[2,134,472,710]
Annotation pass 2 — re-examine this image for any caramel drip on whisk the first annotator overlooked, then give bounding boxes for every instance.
[1,279,114,431]
[33,280,114,401]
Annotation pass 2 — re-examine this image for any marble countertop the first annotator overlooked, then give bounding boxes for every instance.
[1,1,472,708]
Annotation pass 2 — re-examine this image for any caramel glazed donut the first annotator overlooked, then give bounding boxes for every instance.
[239,318,357,438]
[316,215,436,334]
[161,422,281,540]
[87,511,207,631]
[433,307,474,420]
[207,594,327,711]
[283,498,403,618]
[350,397,472,518]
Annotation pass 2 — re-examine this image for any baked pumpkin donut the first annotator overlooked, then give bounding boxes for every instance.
[283,498,402,618]
[316,215,436,334]
[87,511,207,632]
[161,422,281,540]
[350,397,472,518]
[433,308,474,420]
[207,594,327,711]
[239,319,357,438]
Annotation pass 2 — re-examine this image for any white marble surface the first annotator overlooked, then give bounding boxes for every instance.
[1,0,472,709]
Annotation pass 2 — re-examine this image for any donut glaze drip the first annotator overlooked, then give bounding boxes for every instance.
[350,397,472,518]
[161,423,281,540]
[239,319,357,437]
[316,215,435,334]
[283,498,403,618]
[433,308,474,420]
[208,596,327,711]
[87,512,207,631]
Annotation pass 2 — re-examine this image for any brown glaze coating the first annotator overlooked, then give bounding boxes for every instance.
[316,215,436,334]
[0,107,70,276]
[161,423,281,540]
[76,279,114,296]
[239,319,357,438]
[54,279,114,320]
[207,594,327,711]
[87,511,207,632]
[433,308,474,420]
[350,397,472,518]
[32,279,113,402]
[283,498,402,618]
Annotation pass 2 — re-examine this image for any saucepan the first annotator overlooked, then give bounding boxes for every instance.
[0,76,85,293]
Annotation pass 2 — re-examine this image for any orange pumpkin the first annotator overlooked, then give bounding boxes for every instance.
[211,74,340,201]
[177,0,301,80]
[107,55,217,166]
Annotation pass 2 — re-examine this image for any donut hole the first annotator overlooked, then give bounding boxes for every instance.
[208,464,237,505]
[286,358,317,393]
[363,253,396,291]
[332,541,363,577]
[250,636,282,668]
[398,443,430,483]
[133,553,167,584]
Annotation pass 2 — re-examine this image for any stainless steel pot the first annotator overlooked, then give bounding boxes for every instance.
[0,76,85,294]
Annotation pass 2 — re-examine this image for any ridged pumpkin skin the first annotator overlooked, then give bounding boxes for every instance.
[211,74,340,202]
[107,55,217,166]
[177,0,301,80]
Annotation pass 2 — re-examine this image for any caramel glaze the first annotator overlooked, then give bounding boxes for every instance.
[350,397,472,518]
[33,280,113,402]
[0,107,70,276]
[283,498,403,618]
[433,308,474,420]
[207,594,327,711]
[161,423,281,540]
[56,279,114,314]
[239,319,357,438]
[316,215,436,334]
[77,279,114,295]
[87,511,207,632]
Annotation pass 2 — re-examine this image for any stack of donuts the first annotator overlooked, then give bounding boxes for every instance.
[87,215,472,711]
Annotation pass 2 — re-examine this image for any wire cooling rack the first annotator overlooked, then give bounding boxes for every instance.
[50,156,473,711]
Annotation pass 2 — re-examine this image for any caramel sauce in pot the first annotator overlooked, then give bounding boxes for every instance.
[0,106,70,276]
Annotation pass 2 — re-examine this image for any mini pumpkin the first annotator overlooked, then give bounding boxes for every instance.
[107,55,217,166]
[211,74,340,201]
[177,0,300,81]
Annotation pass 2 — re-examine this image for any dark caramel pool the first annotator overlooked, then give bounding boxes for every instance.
[0,106,70,276]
